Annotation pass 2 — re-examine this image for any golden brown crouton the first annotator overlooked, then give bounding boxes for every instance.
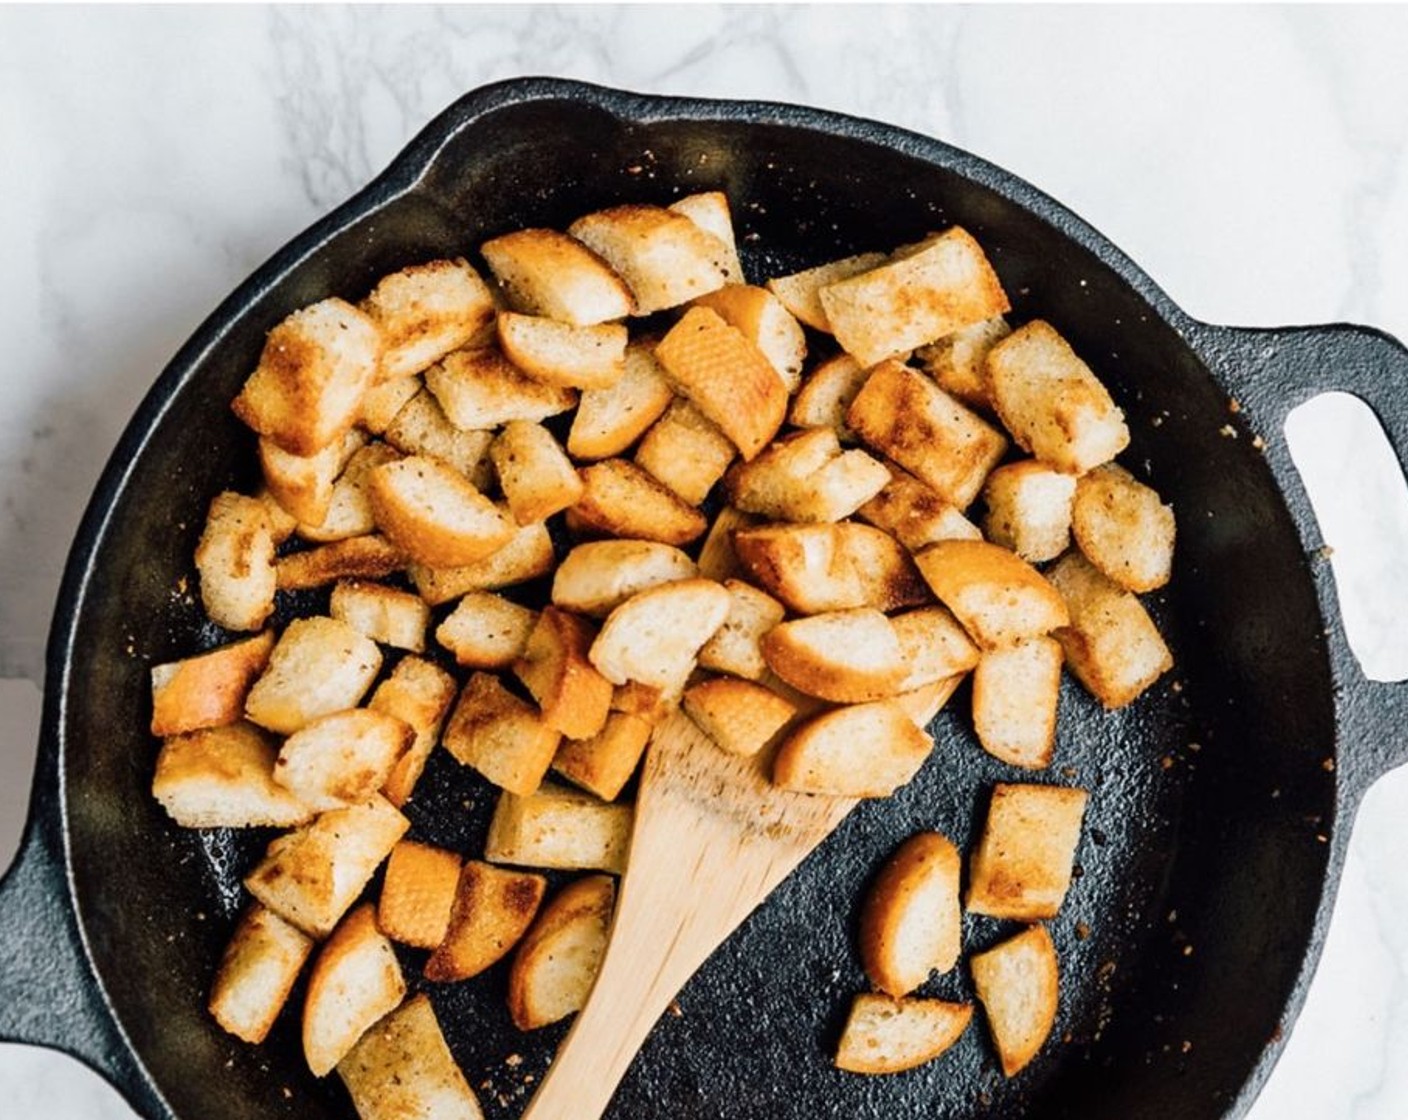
[890,606,981,691]
[435,591,538,669]
[441,672,561,796]
[789,353,872,440]
[303,903,406,1077]
[407,520,555,605]
[588,578,732,694]
[383,387,495,486]
[859,832,963,999]
[360,258,497,380]
[856,467,984,551]
[914,314,1011,410]
[490,420,585,524]
[377,839,463,950]
[682,676,797,757]
[483,781,634,874]
[551,539,699,618]
[694,505,759,583]
[696,578,788,681]
[967,783,1088,920]
[425,345,577,430]
[634,399,738,505]
[834,994,972,1075]
[982,460,1078,564]
[691,284,806,392]
[244,617,383,736]
[480,227,634,325]
[259,428,365,526]
[669,191,745,283]
[970,924,1059,1077]
[567,339,675,460]
[358,374,422,436]
[367,655,458,807]
[1070,463,1175,592]
[208,904,314,1045]
[761,609,909,703]
[496,312,628,390]
[329,579,430,652]
[195,491,277,632]
[508,875,617,1031]
[913,539,1068,649]
[275,534,408,591]
[152,721,313,830]
[773,701,932,798]
[514,607,614,741]
[296,441,401,544]
[725,427,890,523]
[368,454,515,568]
[971,637,1064,769]
[734,522,930,615]
[765,252,888,333]
[568,204,730,314]
[424,861,546,983]
[149,630,275,737]
[569,459,708,547]
[551,708,653,802]
[273,708,414,812]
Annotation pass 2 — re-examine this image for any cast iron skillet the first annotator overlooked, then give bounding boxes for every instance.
[2,77,1407,1120]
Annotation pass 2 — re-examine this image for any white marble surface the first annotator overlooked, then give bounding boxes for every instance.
[2,6,1407,1118]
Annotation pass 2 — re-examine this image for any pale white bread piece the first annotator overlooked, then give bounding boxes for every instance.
[761,608,909,704]
[691,283,806,392]
[857,466,983,552]
[338,994,485,1120]
[377,838,462,950]
[441,671,561,797]
[408,519,555,606]
[914,314,1012,410]
[484,781,633,874]
[970,924,1059,1077]
[514,606,614,741]
[480,226,634,325]
[846,359,1007,509]
[570,459,708,547]
[972,637,1063,770]
[567,339,675,460]
[424,860,547,983]
[1045,550,1173,708]
[859,831,962,997]
[508,874,616,1030]
[695,505,759,583]
[682,676,798,757]
[890,606,981,691]
[835,994,972,1075]
[726,429,891,523]
[892,673,964,731]
[987,319,1129,475]
[358,374,422,436]
[368,455,515,568]
[496,311,628,390]
[490,419,585,524]
[368,655,458,808]
[296,441,402,544]
[819,227,1011,367]
[765,252,887,333]
[361,258,497,381]
[232,297,383,457]
[634,399,737,505]
[273,708,415,813]
[588,578,732,693]
[789,353,871,441]
[150,630,275,737]
[245,617,383,736]
[568,203,730,314]
[733,521,930,615]
[244,795,410,938]
[303,903,407,1077]
[425,345,577,430]
[913,539,1068,649]
[697,578,787,681]
[276,534,409,592]
[208,904,314,1045]
[982,460,1077,564]
[652,305,789,460]
[551,539,699,618]
[968,782,1088,920]
[195,491,277,632]
[1071,462,1175,592]
[153,721,313,829]
[772,701,932,798]
[329,579,430,652]
[259,428,365,526]
[384,387,495,486]
[551,708,652,801]
[669,191,745,283]
[435,591,538,669]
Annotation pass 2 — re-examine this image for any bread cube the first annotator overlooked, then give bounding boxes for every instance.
[761,608,909,703]
[773,701,932,798]
[368,455,514,567]
[552,708,652,802]
[697,578,787,681]
[892,674,964,731]
[970,924,1059,1077]
[734,522,929,615]
[789,354,871,440]
[890,606,980,691]
[480,226,634,325]
[275,534,407,591]
[913,539,1068,649]
[244,617,383,735]
[490,420,585,524]
[691,284,806,392]
[259,428,365,526]
[255,486,300,544]
[683,676,797,757]
[425,345,576,430]
[669,191,745,283]
[484,781,633,874]
[508,875,616,1030]
[330,580,430,652]
[695,505,758,583]
[208,904,314,1045]
[153,721,313,829]
[765,252,887,333]
[634,399,737,505]
[303,904,406,1076]
[859,832,962,998]
[358,374,422,436]
[967,783,1088,920]
[570,459,708,547]
[195,491,277,632]
[971,637,1063,769]
[551,539,698,618]
[567,339,675,460]
[273,709,414,812]
[568,204,730,314]
[360,258,497,380]
[424,860,546,983]
[514,607,614,741]
[435,591,538,669]
[383,387,494,485]
[588,578,732,694]
[496,311,628,390]
[857,467,983,551]
[441,672,561,797]
[914,314,1011,410]
[408,520,555,605]
[982,460,1078,564]
[297,441,402,544]
[367,655,458,808]
[1071,463,1175,592]
[725,427,890,523]
[150,630,275,737]
[834,994,972,1075]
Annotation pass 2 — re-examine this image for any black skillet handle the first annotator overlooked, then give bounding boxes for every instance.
[1191,320,1408,803]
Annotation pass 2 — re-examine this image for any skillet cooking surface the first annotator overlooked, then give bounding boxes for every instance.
[59,81,1337,1119]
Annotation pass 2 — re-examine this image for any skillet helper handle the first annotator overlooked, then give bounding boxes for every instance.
[1194,321,1408,794]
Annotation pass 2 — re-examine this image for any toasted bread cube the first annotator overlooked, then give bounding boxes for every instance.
[496,312,628,390]
[789,354,871,440]
[697,579,787,681]
[480,227,634,325]
[441,672,561,796]
[683,676,797,757]
[972,637,1063,769]
[276,534,408,591]
[551,539,698,618]
[338,994,485,1120]
[988,320,1129,474]
[567,340,676,460]
[913,540,1068,649]
[589,578,732,693]
[726,428,890,523]
[568,204,730,314]
[835,994,972,1075]
[150,631,276,737]
[695,505,759,583]
[297,441,402,544]
[514,607,614,741]
[195,491,277,632]
[425,345,577,430]
[484,781,633,874]
[552,709,652,802]
[244,795,410,938]
[890,606,981,691]
[435,592,537,669]
[847,359,1007,509]
[424,861,546,983]
[819,228,1010,367]
[369,455,514,567]
[303,904,406,1077]
[244,617,382,735]
[773,701,932,798]
[669,192,745,283]
[358,371,423,436]
[273,709,414,812]
[408,520,555,605]
[255,485,300,544]
[857,468,983,551]
[915,314,1011,410]
[1071,463,1175,592]
[491,420,585,524]
[734,522,930,615]
[968,783,1088,920]
[982,460,1077,564]
[232,298,383,456]
[859,832,962,999]
[384,388,495,485]
[361,259,497,381]
[368,655,458,807]
[570,459,708,546]
[209,905,314,1045]
[691,284,806,392]
[761,608,908,703]
[330,580,430,652]
[508,875,616,1030]
[634,399,737,505]
[259,429,365,526]
[765,252,888,333]
[970,925,1059,1077]
[153,721,313,829]
[893,674,964,730]
[1046,551,1173,708]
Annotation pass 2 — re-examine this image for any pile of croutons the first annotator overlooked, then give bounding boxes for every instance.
[149,187,1174,1116]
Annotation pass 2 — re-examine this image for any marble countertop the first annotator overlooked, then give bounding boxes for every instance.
[3,6,1407,1119]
